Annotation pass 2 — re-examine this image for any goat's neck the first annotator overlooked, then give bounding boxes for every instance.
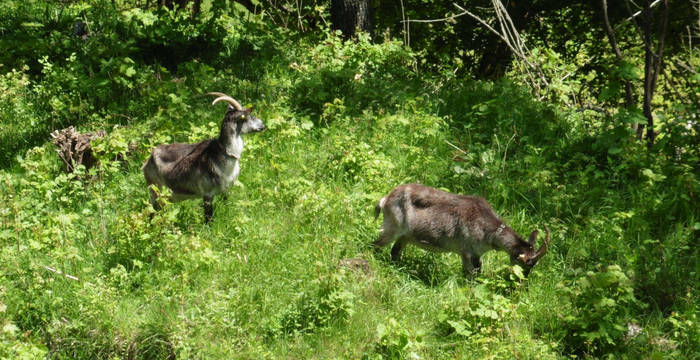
[489,225,519,255]
[217,131,243,159]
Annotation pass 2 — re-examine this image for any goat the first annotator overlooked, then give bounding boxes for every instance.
[142,92,266,222]
[373,183,549,277]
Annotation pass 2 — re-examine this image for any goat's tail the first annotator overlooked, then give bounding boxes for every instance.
[374,197,386,220]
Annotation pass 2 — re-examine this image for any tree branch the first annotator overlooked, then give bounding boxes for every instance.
[601,0,636,110]
[626,0,663,21]
[41,265,79,281]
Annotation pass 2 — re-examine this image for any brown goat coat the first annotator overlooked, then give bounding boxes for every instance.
[374,184,548,276]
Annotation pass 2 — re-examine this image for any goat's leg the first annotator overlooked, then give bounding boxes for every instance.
[373,229,396,251]
[149,186,161,211]
[390,238,407,262]
[203,196,214,223]
[460,252,477,277]
[147,185,160,221]
[471,256,482,274]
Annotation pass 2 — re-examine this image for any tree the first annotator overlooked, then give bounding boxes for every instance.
[601,0,673,147]
[330,0,373,37]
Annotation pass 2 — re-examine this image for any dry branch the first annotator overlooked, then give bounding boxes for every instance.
[50,126,106,173]
[404,1,548,96]
[41,265,80,281]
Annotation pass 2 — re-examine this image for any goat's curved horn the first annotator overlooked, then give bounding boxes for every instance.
[207,92,243,110]
[530,225,550,262]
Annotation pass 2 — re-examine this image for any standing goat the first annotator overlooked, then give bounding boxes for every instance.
[374,184,549,277]
[142,92,266,222]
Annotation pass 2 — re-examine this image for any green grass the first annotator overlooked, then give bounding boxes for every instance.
[0,2,698,358]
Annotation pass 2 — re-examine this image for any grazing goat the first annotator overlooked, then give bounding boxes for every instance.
[374,184,549,277]
[142,92,265,222]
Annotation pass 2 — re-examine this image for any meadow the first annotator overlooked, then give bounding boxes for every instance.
[0,1,698,358]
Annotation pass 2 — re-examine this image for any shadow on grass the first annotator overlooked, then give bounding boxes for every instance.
[373,248,453,287]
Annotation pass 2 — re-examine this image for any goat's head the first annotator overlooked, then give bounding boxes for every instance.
[510,225,550,276]
[208,92,266,135]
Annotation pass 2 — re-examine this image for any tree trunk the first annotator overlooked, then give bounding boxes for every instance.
[476,40,510,79]
[192,0,201,16]
[641,0,668,148]
[601,0,639,136]
[330,0,373,38]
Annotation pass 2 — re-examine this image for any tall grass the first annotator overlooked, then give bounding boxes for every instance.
[0,1,698,358]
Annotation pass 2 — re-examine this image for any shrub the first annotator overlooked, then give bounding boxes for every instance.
[268,275,355,336]
[557,265,642,355]
[364,317,423,360]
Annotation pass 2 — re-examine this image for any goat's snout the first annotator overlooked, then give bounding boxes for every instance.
[247,115,266,133]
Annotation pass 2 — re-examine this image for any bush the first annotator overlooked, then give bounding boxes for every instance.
[557,265,642,355]
[364,317,423,360]
[267,275,355,336]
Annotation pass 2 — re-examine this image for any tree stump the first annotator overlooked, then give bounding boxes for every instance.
[338,258,371,276]
[50,126,106,173]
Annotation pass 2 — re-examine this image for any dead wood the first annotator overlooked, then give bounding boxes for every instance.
[50,126,106,173]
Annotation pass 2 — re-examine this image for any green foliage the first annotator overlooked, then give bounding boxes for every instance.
[438,283,517,339]
[665,302,700,358]
[0,289,48,360]
[365,317,424,360]
[0,1,697,358]
[290,32,418,120]
[268,275,355,336]
[0,67,46,166]
[557,265,642,355]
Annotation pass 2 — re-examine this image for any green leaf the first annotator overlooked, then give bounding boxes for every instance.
[301,120,314,130]
[619,65,638,80]
[512,265,525,280]
[21,22,44,28]
[447,320,472,337]
[642,168,666,182]
[608,147,622,155]
[124,66,136,77]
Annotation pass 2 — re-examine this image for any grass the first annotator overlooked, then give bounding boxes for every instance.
[0,3,698,358]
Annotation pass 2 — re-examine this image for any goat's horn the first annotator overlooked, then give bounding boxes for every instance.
[531,225,550,262]
[207,92,243,110]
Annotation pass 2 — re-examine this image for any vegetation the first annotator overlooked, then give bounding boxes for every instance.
[0,0,698,358]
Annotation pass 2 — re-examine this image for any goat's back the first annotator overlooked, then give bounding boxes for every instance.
[143,140,216,196]
[380,184,502,243]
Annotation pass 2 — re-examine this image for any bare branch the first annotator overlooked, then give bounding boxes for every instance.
[444,140,467,154]
[649,0,669,100]
[674,59,697,74]
[405,2,549,96]
[577,105,611,116]
[626,0,663,21]
[399,0,407,46]
[602,0,626,60]
[401,10,468,24]
[41,265,80,281]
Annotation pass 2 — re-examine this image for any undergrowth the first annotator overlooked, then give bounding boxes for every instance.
[0,1,698,359]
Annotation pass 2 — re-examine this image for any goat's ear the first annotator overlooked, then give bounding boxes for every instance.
[245,106,254,113]
[528,230,539,245]
[227,104,235,111]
